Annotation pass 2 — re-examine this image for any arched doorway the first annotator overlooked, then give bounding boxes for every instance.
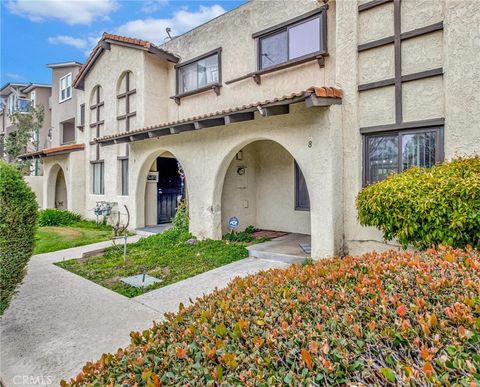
[54,167,67,210]
[140,151,187,227]
[220,139,311,239]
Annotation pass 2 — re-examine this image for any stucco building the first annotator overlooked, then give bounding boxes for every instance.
[1,82,52,174]
[21,0,480,258]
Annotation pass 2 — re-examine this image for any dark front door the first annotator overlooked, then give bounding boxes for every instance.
[157,157,184,224]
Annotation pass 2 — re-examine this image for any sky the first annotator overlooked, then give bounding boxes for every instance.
[1,0,246,86]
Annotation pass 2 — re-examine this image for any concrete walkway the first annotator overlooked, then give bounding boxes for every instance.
[0,238,289,386]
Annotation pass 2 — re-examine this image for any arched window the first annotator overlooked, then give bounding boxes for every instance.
[90,85,104,139]
[117,71,136,132]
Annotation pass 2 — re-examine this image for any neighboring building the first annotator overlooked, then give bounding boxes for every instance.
[1,82,52,174]
[21,0,480,257]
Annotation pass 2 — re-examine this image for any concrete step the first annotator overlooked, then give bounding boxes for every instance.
[247,233,311,264]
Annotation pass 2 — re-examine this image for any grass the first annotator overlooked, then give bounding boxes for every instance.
[55,227,249,297]
[34,220,113,255]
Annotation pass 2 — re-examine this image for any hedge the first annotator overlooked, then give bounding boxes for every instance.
[0,161,38,315]
[356,156,480,249]
[63,246,480,385]
[38,208,82,227]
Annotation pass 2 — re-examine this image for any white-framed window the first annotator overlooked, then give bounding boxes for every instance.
[59,73,72,102]
[8,94,16,114]
[92,161,105,195]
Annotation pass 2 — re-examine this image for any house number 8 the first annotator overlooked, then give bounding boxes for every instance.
[308,141,312,148]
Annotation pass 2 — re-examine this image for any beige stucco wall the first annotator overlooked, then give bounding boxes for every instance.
[221,140,311,235]
[24,175,43,207]
[38,0,479,260]
[50,65,81,147]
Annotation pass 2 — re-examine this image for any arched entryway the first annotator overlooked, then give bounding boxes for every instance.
[135,150,187,228]
[219,139,311,254]
[46,163,68,210]
[55,168,68,210]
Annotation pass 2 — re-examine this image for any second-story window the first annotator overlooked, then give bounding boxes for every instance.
[90,85,104,139]
[177,50,220,94]
[117,71,136,132]
[256,9,327,70]
[59,73,72,102]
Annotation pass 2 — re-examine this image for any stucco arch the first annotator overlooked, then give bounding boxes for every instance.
[212,136,312,236]
[45,163,68,210]
[133,148,190,228]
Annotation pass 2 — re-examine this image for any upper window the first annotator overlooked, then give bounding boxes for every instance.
[257,10,326,70]
[177,50,220,95]
[117,71,136,132]
[90,85,104,139]
[59,73,72,102]
[364,128,443,185]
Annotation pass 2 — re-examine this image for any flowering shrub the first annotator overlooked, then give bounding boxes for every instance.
[63,247,480,386]
[356,156,480,249]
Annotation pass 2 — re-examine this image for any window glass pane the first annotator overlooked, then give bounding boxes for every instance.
[93,163,104,194]
[260,30,288,69]
[121,159,129,195]
[401,131,437,171]
[367,135,399,183]
[295,162,310,210]
[197,54,219,87]
[289,17,320,59]
[180,63,197,93]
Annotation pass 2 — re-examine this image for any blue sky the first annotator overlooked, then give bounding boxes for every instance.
[1,0,245,86]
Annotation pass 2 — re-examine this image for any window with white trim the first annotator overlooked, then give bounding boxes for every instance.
[92,161,104,195]
[59,73,72,102]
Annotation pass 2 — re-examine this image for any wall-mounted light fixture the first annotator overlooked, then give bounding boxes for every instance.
[236,150,243,161]
[236,166,246,176]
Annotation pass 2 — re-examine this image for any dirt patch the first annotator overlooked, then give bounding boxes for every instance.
[252,230,289,239]
[43,227,83,238]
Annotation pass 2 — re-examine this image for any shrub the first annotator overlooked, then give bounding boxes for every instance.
[356,156,480,249]
[38,208,82,227]
[172,200,189,232]
[63,246,480,386]
[0,161,38,315]
[223,225,257,243]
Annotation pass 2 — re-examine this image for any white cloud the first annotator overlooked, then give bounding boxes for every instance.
[6,0,118,25]
[116,4,226,44]
[48,35,87,49]
[141,0,168,14]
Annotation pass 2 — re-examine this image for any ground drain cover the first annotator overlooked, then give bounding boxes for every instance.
[299,243,311,254]
[120,274,162,288]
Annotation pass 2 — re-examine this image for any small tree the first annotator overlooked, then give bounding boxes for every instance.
[5,105,44,174]
[0,160,38,315]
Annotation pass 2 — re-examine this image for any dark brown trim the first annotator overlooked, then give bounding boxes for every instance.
[358,22,444,52]
[252,6,327,38]
[358,36,394,52]
[401,21,443,41]
[117,155,129,160]
[358,0,393,12]
[401,67,443,83]
[358,78,394,91]
[360,118,445,134]
[225,52,327,85]
[171,83,222,105]
[393,0,402,124]
[362,126,444,185]
[358,68,443,91]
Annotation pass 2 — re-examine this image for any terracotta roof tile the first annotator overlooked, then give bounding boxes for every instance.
[18,143,85,160]
[73,33,178,88]
[95,86,342,143]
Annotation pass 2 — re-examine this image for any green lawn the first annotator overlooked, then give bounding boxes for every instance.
[34,224,113,255]
[55,227,249,297]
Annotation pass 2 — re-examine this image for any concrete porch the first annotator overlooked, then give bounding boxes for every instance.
[135,223,172,236]
[247,233,311,263]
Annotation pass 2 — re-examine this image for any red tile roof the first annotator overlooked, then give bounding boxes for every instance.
[19,143,85,160]
[73,33,179,88]
[94,86,342,143]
